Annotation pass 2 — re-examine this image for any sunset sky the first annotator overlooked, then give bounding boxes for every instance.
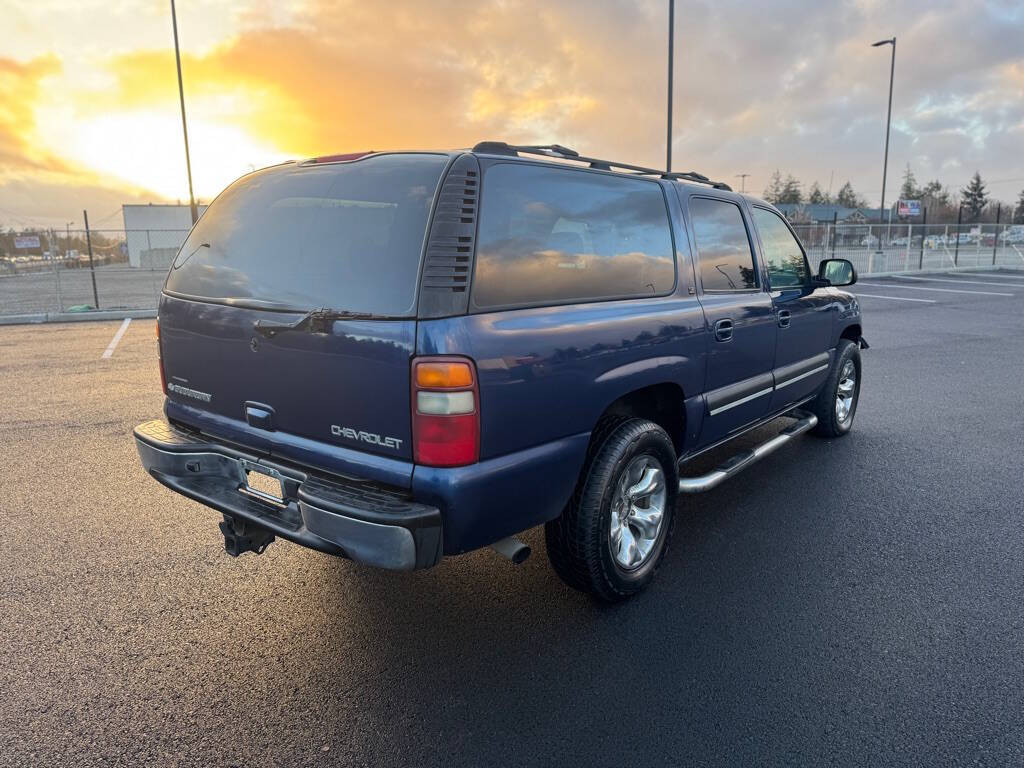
[2,0,1023,229]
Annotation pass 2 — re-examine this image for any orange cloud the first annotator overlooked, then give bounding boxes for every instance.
[0,55,67,177]
[89,1,662,162]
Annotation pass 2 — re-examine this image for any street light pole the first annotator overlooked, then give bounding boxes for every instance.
[735,173,750,193]
[872,37,896,231]
[666,0,674,172]
[171,0,198,225]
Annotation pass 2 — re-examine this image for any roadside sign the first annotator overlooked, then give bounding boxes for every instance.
[897,200,921,217]
[14,235,41,249]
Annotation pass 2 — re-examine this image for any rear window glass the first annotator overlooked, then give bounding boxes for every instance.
[165,153,448,315]
[471,163,675,309]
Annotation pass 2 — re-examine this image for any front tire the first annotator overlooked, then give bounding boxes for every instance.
[811,339,861,438]
[545,418,677,602]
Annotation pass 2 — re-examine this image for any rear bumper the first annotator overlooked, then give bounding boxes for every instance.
[133,420,442,570]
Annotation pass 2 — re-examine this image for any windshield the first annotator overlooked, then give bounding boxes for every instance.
[165,153,449,315]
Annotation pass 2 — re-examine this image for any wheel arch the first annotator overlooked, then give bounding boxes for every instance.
[839,323,862,344]
[592,382,688,455]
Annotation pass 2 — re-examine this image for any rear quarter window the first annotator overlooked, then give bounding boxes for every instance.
[471,163,675,310]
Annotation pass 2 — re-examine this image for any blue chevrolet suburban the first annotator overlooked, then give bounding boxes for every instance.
[134,142,865,601]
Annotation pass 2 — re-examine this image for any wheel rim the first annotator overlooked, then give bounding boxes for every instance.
[609,455,667,571]
[835,359,857,424]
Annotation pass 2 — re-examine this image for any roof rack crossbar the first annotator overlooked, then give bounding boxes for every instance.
[471,141,732,191]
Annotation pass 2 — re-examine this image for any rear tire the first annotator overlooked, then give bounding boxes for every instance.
[811,339,861,438]
[545,418,677,602]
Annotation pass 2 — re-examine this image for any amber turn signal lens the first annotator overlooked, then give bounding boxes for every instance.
[415,361,473,389]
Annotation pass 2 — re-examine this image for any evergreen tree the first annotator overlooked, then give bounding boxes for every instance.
[899,164,919,200]
[920,180,950,207]
[1014,188,1024,225]
[836,181,860,208]
[918,179,953,218]
[763,170,784,203]
[807,181,825,205]
[961,172,988,221]
[778,175,803,204]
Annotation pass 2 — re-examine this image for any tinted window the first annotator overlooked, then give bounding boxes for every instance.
[689,197,757,291]
[165,153,448,315]
[752,208,809,288]
[472,163,675,308]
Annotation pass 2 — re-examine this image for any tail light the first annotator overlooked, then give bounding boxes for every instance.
[156,319,167,394]
[412,357,479,467]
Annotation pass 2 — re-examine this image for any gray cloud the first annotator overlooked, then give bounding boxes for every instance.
[4,0,1023,227]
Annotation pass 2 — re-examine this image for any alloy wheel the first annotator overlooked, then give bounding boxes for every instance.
[609,455,667,570]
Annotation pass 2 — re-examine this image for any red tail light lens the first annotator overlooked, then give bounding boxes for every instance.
[412,356,479,467]
[156,319,167,394]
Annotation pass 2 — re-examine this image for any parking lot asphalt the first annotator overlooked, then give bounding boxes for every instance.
[2,272,1022,767]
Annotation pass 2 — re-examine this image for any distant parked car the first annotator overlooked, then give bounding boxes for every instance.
[999,226,1024,244]
[861,235,879,247]
[890,235,920,247]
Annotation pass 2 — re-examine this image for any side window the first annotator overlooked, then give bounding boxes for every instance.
[688,197,758,291]
[471,163,675,309]
[752,208,810,288]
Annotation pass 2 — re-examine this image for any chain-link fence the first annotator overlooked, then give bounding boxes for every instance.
[2,222,1023,318]
[0,229,188,316]
[791,222,1024,275]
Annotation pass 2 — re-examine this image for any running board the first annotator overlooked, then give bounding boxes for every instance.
[677,410,818,494]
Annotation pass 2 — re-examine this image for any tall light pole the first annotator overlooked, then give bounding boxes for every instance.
[171,0,198,225]
[872,37,896,229]
[666,0,674,172]
[735,173,750,193]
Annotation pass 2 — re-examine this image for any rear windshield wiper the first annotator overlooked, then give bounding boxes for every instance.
[253,307,403,338]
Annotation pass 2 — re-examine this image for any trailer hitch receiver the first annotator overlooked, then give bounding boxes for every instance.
[219,514,275,556]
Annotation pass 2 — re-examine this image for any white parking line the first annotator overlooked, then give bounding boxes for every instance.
[857,283,1013,297]
[855,293,936,303]
[960,272,1024,280]
[888,275,1021,288]
[101,318,132,359]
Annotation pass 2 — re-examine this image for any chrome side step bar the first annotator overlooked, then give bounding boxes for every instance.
[677,410,818,494]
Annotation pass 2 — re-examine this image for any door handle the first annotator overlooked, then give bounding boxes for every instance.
[777,309,792,329]
[714,318,733,342]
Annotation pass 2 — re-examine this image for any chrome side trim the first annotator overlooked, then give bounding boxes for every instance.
[775,363,829,390]
[708,387,774,416]
[680,395,815,464]
[678,410,818,494]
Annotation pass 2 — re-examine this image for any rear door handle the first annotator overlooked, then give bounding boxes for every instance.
[777,310,791,328]
[714,318,733,342]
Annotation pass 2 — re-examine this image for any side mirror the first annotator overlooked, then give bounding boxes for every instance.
[818,258,857,287]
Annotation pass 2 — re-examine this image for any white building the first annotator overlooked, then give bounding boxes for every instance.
[122,203,207,268]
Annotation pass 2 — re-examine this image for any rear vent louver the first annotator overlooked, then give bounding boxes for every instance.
[418,154,481,318]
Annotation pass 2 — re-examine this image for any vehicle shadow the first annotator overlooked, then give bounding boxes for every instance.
[280,420,850,765]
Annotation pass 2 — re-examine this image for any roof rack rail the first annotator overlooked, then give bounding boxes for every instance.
[470,141,732,191]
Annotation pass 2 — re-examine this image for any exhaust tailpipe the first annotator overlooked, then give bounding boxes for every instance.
[491,536,531,565]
